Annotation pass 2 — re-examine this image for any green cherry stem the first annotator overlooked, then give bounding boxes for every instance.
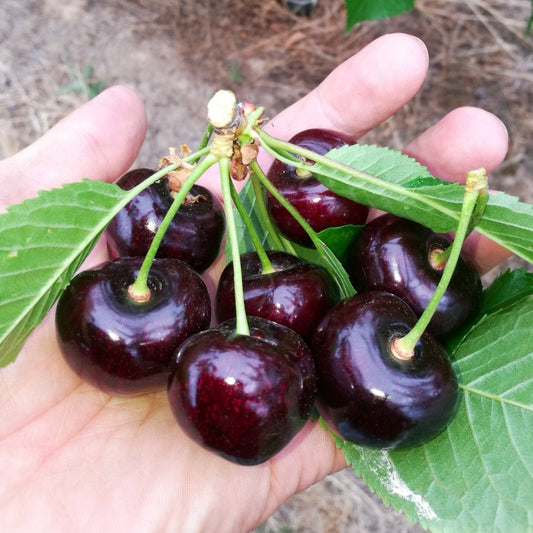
[124,146,212,203]
[431,168,490,266]
[237,105,265,144]
[183,145,212,163]
[468,169,489,232]
[250,160,355,299]
[128,153,218,300]
[220,157,250,336]
[393,169,488,357]
[250,160,321,247]
[254,130,312,171]
[249,171,291,253]
[229,180,275,274]
[254,127,459,219]
[128,164,178,193]
[197,124,214,151]
[255,127,373,179]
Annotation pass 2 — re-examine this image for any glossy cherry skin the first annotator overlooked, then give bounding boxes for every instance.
[215,250,336,341]
[266,129,369,246]
[55,257,211,395]
[167,316,316,465]
[106,168,225,273]
[311,291,459,450]
[348,213,482,339]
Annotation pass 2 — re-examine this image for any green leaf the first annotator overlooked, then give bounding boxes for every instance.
[288,225,361,267]
[481,268,533,315]
[313,144,533,264]
[335,293,533,532]
[0,179,132,366]
[344,0,415,30]
[315,224,362,266]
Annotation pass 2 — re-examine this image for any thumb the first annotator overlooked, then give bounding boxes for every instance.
[0,85,147,208]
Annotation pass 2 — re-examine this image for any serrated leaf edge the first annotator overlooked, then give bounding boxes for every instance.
[0,173,171,365]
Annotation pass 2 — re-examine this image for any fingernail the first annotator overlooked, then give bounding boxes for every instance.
[411,36,429,63]
[496,116,509,140]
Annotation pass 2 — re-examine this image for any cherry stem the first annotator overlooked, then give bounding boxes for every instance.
[124,164,180,200]
[123,147,211,202]
[229,180,275,274]
[197,124,214,151]
[128,153,219,300]
[249,171,293,253]
[465,168,490,237]
[255,127,375,181]
[220,157,250,336]
[394,169,488,356]
[431,169,489,268]
[255,128,456,217]
[250,160,355,299]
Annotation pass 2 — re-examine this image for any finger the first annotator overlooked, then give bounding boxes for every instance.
[403,106,508,184]
[255,420,347,528]
[0,85,147,208]
[264,33,429,142]
[198,33,430,195]
[403,106,510,274]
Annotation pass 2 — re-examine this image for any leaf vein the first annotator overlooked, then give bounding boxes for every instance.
[463,394,501,525]
[460,384,533,411]
[502,404,533,479]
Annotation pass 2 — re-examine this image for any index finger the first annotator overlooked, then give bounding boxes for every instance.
[264,33,429,141]
[198,33,430,194]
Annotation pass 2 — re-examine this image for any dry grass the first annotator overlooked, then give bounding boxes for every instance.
[4,0,529,190]
[1,1,531,531]
[170,0,532,183]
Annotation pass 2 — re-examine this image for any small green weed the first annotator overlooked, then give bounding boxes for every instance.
[60,60,105,100]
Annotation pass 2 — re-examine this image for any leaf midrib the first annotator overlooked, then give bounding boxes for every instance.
[460,384,533,411]
[0,185,133,345]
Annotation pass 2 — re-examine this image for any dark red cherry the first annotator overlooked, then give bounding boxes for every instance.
[167,316,316,465]
[348,213,482,339]
[215,250,336,341]
[311,291,459,450]
[266,129,369,246]
[55,257,211,395]
[106,168,225,273]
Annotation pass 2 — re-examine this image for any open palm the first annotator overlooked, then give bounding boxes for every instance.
[0,34,510,532]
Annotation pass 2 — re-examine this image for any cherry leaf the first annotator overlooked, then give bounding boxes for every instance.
[481,267,533,314]
[313,144,533,264]
[0,179,132,366]
[287,225,361,270]
[232,178,282,253]
[344,0,415,30]
[315,224,362,266]
[331,288,533,532]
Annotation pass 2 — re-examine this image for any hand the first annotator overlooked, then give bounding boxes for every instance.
[0,33,510,532]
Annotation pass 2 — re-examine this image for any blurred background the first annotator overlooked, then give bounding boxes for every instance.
[1,1,531,531]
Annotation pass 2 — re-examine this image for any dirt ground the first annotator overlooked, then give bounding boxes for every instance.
[1,0,531,531]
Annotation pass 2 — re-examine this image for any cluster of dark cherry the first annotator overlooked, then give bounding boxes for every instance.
[55,128,482,465]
